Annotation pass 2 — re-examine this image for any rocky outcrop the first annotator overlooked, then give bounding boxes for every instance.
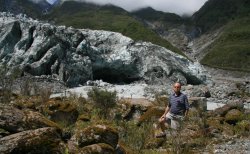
[0,13,207,87]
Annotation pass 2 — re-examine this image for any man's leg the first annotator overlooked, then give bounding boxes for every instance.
[171,115,184,130]
[170,118,180,129]
[155,113,171,138]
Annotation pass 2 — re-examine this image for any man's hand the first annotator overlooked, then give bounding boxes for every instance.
[159,115,165,122]
[183,116,188,121]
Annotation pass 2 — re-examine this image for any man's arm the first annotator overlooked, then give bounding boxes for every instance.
[160,106,170,119]
[184,109,189,117]
[184,95,189,118]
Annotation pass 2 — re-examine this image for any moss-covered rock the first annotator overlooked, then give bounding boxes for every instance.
[13,95,43,110]
[207,117,224,132]
[24,110,61,130]
[114,98,150,120]
[188,97,207,111]
[137,106,165,126]
[0,104,26,132]
[77,114,91,122]
[0,127,64,154]
[181,125,205,139]
[42,99,79,126]
[144,137,165,149]
[0,104,61,133]
[116,141,134,154]
[68,125,119,150]
[225,109,244,125]
[221,123,235,136]
[211,102,244,117]
[78,143,115,154]
[235,120,250,132]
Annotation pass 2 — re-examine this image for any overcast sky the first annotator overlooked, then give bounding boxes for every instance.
[57,0,209,16]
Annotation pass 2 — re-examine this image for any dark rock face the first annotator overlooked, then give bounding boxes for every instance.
[0,13,207,87]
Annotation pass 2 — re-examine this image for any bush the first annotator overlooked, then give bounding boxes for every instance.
[87,87,117,118]
[119,121,154,152]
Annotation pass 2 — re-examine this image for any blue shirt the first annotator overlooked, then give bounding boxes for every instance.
[168,92,189,115]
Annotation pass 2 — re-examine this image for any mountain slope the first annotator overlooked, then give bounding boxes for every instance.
[44,1,184,56]
[0,0,52,18]
[201,17,250,72]
[191,0,250,72]
[131,7,184,27]
[192,0,250,33]
[131,7,197,58]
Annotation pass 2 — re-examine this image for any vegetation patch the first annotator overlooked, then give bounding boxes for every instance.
[201,18,250,72]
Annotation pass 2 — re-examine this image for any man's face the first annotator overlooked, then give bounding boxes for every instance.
[173,83,181,94]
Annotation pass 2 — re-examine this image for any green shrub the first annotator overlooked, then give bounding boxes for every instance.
[119,121,154,152]
[87,87,117,118]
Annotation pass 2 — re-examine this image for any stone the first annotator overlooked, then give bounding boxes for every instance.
[78,143,115,154]
[0,104,60,133]
[0,127,63,154]
[41,98,79,126]
[68,125,119,150]
[225,109,244,124]
[211,101,244,117]
[189,97,207,111]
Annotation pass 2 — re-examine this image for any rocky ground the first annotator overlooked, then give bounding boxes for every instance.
[35,67,249,153]
[49,65,250,153]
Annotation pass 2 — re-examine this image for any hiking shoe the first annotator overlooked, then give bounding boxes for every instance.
[155,132,166,138]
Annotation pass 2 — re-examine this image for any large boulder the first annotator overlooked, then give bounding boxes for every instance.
[224,109,244,124]
[41,98,79,126]
[68,125,118,153]
[189,97,207,111]
[209,101,244,117]
[0,127,63,154]
[78,143,115,154]
[0,104,60,133]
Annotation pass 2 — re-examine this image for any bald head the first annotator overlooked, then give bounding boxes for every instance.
[173,82,181,94]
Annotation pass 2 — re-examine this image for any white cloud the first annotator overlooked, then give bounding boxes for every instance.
[63,0,208,16]
[46,0,57,4]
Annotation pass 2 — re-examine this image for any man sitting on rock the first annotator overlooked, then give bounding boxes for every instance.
[156,82,189,138]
